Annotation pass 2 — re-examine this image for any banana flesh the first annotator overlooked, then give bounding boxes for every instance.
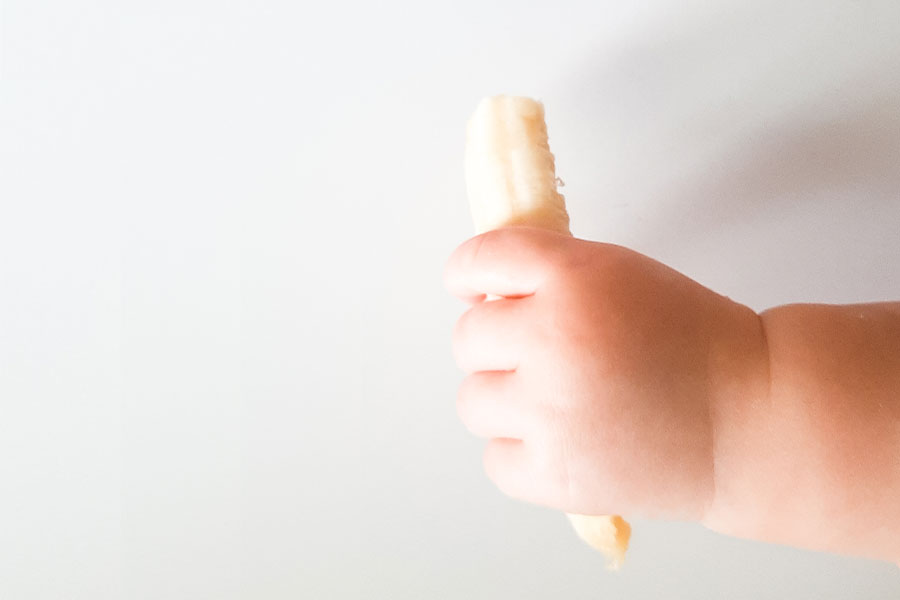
[464,95,631,568]
[567,513,632,570]
[465,96,570,235]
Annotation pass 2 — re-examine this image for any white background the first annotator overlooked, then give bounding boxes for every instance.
[1,1,899,598]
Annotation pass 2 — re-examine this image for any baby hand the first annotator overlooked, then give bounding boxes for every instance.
[444,227,763,521]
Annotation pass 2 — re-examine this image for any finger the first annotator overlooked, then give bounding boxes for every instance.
[452,296,530,374]
[483,438,539,503]
[457,371,532,439]
[444,226,569,301]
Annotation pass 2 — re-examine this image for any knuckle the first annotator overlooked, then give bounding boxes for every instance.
[452,308,470,343]
[547,242,584,280]
[466,230,491,267]
[451,310,474,368]
[488,225,543,257]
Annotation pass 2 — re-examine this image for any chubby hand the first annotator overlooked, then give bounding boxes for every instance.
[444,227,764,522]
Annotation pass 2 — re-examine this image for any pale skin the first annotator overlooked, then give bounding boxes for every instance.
[444,226,900,564]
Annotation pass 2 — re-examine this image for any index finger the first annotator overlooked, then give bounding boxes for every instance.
[443,226,568,302]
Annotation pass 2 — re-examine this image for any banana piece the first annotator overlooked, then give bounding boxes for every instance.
[465,96,570,235]
[566,513,632,570]
[465,95,631,569]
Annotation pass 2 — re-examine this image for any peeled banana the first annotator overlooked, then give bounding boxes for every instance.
[464,95,631,569]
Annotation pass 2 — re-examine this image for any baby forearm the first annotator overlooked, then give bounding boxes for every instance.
[704,302,900,563]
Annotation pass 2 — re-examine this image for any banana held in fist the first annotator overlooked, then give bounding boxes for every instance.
[463,96,631,568]
[465,96,570,235]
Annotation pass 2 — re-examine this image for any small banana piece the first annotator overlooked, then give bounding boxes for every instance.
[465,95,631,569]
[566,513,632,570]
[465,96,570,235]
